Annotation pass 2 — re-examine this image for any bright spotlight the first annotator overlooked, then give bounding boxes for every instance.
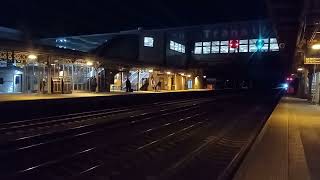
[312,44,320,50]
[86,61,93,66]
[28,54,37,60]
[282,83,289,90]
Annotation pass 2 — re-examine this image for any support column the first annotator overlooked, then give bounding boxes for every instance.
[120,71,123,91]
[308,71,314,101]
[137,70,140,91]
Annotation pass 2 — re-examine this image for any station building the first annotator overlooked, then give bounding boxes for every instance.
[0,19,282,94]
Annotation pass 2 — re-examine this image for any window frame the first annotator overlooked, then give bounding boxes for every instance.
[144,37,154,47]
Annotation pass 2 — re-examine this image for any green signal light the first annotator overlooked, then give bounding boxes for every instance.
[256,39,265,50]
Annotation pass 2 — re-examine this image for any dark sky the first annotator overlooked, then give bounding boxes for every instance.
[0,0,267,38]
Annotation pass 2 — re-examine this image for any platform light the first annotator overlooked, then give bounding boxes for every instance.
[28,54,37,60]
[86,61,93,66]
[282,83,289,90]
[297,67,304,71]
[312,44,320,50]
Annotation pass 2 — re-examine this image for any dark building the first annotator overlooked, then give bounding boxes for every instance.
[42,19,283,86]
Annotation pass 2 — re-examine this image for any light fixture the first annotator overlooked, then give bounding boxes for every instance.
[86,61,93,66]
[312,44,320,50]
[203,76,207,78]
[167,72,171,75]
[297,67,304,71]
[148,69,153,73]
[180,73,185,76]
[187,75,191,78]
[28,54,37,60]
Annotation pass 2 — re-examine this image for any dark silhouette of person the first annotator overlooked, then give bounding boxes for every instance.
[126,78,131,92]
[157,81,161,91]
[91,76,97,92]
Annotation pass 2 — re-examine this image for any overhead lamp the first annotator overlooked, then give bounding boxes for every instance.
[312,44,320,50]
[28,54,37,60]
[86,61,93,66]
[297,67,304,71]
[167,72,171,75]
[148,69,153,73]
[180,73,185,76]
[203,76,207,78]
[187,75,191,78]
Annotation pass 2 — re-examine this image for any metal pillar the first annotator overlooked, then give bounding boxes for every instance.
[137,70,140,91]
[120,72,123,91]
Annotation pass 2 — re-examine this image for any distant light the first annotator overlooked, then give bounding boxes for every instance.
[187,75,191,78]
[180,73,185,76]
[167,72,171,75]
[282,83,289,89]
[148,69,153,73]
[297,67,304,71]
[312,44,320,50]
[256,39,265,49]
[291,73,295,76]
[286,78,290,81]
[203,76,207,78]
[86,61,93,66]
[28,54,37,60]
[50,64,55,66]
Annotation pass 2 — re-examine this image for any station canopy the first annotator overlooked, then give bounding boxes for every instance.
[41,33,117,52]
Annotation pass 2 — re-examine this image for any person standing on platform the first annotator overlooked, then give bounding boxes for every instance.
[126,78,131,92]
[157,81,161,92]
[91,76,97,92]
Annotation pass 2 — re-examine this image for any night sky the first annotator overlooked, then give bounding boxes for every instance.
[1,0,267,38]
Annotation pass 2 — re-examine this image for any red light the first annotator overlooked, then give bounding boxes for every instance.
[230,40,239,48]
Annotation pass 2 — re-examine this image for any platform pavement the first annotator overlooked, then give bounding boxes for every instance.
[0,90,208,102]
[233,97,320,180]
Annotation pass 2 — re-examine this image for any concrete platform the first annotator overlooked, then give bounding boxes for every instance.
[233,97,320,180]
[0,90,208,102]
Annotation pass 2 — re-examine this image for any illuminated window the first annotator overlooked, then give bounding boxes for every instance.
[144,37,154,47]
[260,38,269,52]
[174,43,179,51]
[170,40,186,53]
[270,38,279,51]
[239,40,248,52]
[220,41,229,53]
[195,42,202,54]
[211,41,220,53]
[249,39,258,52]
[203,42,211,54]
[170,41,175,50]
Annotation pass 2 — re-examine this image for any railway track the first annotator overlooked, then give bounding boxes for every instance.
[0,97,214,180]
[0,92,280,180]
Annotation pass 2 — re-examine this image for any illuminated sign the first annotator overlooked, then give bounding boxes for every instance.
[305,57,320,64]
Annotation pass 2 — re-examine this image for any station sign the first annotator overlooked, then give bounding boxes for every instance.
[305,57,320,64]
